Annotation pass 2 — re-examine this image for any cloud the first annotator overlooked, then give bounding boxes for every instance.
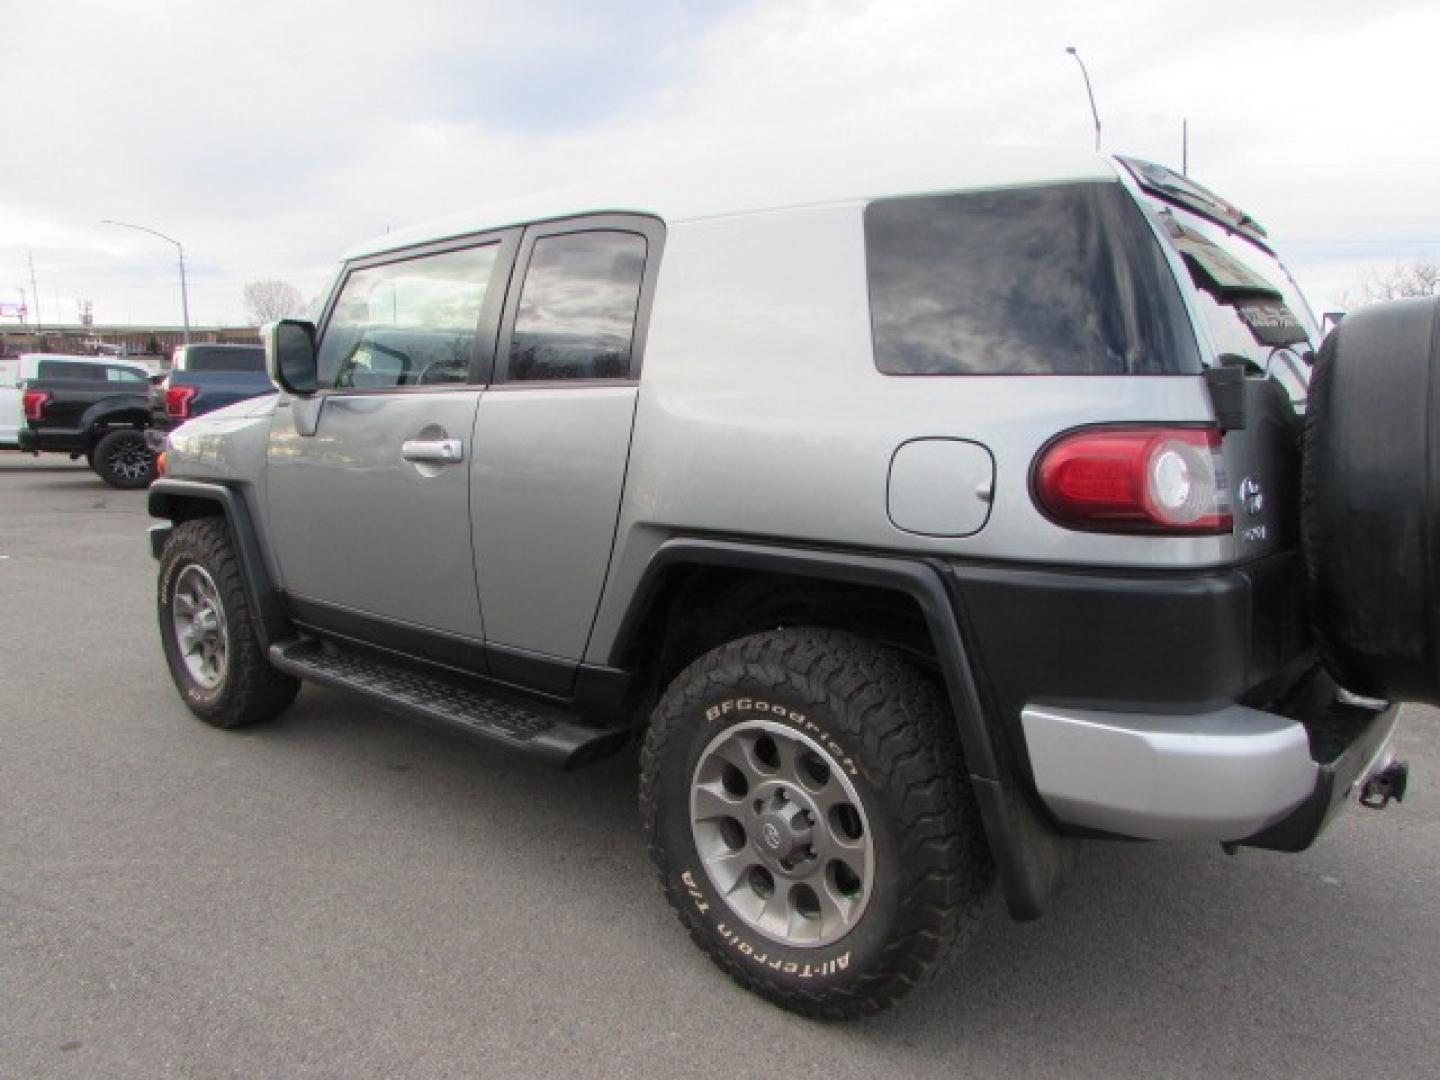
[1,0,1435,325]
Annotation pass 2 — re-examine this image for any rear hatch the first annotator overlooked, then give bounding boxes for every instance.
[1120,157,1316,564]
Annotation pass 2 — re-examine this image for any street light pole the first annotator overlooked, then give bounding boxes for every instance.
[1065,46,1102,152]
[101,219,191,344]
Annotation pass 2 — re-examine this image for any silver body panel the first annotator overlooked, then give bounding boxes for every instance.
[584,203,1226,664]
[265,392,485,640]
[471,386,637,658]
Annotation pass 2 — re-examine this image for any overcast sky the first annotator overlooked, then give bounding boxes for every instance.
[3,0,1437,329]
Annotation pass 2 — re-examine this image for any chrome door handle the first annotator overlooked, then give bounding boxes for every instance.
[401,438,464,464]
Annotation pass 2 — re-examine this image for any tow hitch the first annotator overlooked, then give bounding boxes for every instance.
[1359,760,1409,809]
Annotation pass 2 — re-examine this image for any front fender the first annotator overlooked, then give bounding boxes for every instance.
[148,479,291,648]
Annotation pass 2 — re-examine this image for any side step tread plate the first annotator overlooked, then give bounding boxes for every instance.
[269,638,627,768]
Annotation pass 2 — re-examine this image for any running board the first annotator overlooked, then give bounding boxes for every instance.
[268,638,630,769]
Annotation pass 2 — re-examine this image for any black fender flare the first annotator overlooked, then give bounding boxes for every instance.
[148,479,291,649]
[610,537,1069,920]
[79,394,150,440]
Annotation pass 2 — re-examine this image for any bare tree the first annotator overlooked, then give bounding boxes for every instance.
[242,279,306,325]
[1339,259,1440,309]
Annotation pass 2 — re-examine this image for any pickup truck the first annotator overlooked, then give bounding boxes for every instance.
[0,355,22,447]
[146,343,272,453]
[16,354,160,487]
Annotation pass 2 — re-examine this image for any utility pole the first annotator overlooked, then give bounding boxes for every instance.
[1065,47,1102,152]
[27,252,42,333]
[1182,118,1189,175]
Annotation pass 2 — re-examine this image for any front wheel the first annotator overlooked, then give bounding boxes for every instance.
[640,628,994,1019]
[92,428,154,489]
[158,518,299,728]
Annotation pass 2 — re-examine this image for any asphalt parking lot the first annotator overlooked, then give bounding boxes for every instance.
[3,452,1439,1079]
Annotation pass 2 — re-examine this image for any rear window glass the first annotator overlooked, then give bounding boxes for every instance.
[865,182,1200,376]
[37,360,103,380]
[183,346,265,372]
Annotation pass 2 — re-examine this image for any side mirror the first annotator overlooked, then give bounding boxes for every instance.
[262,319,319,396]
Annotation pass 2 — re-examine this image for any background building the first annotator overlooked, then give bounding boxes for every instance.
[0,323,259,367]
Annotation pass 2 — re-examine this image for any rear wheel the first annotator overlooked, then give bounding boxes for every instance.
[158,518,299,728]
[640,628,993,1019]
[92,428,154,489]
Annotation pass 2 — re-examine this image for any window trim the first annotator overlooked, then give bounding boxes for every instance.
[312,226,522,394]
[493,213,666,387]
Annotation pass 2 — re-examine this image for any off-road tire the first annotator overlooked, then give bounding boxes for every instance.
[640,628,993,1019]
[92,428,155,489]
[158,518,299,728]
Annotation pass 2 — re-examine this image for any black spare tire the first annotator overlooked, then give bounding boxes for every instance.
[1303,296,1440,704]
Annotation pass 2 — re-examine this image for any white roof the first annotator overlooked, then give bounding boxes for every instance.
[346,144,1118,260]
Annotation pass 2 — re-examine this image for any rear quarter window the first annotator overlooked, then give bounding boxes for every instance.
[864,181,1200,376]
[183,346,266,372]
[36,360,102,380]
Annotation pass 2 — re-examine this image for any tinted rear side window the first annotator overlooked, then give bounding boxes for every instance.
[508,231,647,382]
[37,360,102,380]
[865,182,1200,376]
[184,346,265,372]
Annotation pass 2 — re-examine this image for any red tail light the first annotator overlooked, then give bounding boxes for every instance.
[22,390,50,421]
[165,385,199,419]
[1033,426,1232,535]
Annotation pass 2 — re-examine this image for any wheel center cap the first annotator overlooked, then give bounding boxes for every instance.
[755,808,812,865]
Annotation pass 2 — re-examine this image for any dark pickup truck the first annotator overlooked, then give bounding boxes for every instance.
[18,356,161,488]
[146,343,273,453]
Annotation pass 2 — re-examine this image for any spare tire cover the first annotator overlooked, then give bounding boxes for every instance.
[1303,296,1440,704]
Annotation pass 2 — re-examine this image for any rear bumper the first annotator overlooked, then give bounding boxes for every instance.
[948,551,1309,721]
[17,426,86,454]
[1021,680,1399,844]
[944,552,1400,849]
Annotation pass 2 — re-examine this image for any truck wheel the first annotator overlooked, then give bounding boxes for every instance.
[640,628,993,1019]
[1303,296,1440,704]
[158,518,299,729]
[92,428,154,489]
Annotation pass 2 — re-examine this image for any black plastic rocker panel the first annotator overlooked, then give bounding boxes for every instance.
[268,638,628,770]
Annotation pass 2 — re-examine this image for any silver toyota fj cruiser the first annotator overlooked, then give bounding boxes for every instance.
[149,147,1438,1018]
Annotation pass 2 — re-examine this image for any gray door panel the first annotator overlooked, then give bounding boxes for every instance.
[470,387,636,658]
[267,391,485,639]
